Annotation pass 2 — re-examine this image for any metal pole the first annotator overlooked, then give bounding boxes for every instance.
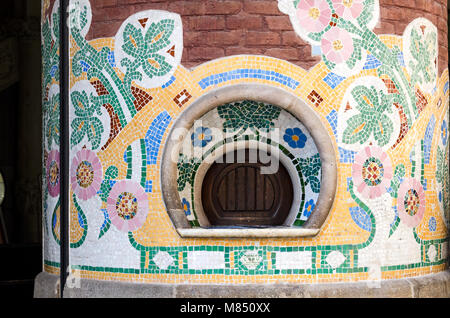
[59,0,70,298]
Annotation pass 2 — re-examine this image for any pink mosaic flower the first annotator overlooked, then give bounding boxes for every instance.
[321,27,354,64]
[352,146,393,199]
[296,0,332,33]
[107,180,148,232]
[331,0,365,21]
[397,178,425,228]
[70,148,102,201]
[46,149,60,198]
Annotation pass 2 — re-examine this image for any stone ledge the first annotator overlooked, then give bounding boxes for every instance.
[34,270,450,298]
[177,227,320,238]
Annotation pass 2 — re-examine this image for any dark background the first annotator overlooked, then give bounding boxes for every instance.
[0,0,42,298]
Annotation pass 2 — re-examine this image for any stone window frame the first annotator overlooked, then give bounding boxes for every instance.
[161,83,337,238]
[193,140,305,228]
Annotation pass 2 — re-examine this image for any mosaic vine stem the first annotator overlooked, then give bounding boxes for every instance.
[71,27,136,127]
[348,180,376,249]
[338,17,417,128]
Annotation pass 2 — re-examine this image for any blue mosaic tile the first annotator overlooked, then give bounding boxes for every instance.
[422,178,427,190]
[145,110,172,165]
[339,147,357,163]
[428,217,437,232]
[78,210,85,228]
[349,206,372,232]
[311,45,322,56]
[107,51,116,68]
[162,75,176,89]
[423,115,436,164]
[145,180,153,193]
[363,54,382,70]
[49,64,58,77]
[386,186,393,194]
[80,60,91,72]
[397,52,405,67]
[99,209,110,233]
[444,81,449,95]
[346,177,352,191]
[326,109,338,136]
[323,73,346,89]
[198,69,300,90]
[390,206,398,228]
[52,210,57,228]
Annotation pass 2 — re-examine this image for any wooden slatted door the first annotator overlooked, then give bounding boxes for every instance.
[202,150,293,227]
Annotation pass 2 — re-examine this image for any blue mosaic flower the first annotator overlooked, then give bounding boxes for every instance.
[283,127,307,149]
[441,120,448,145]
[428,217,437,232]
[303,199,315,218]
[191,127,212,147]
[182,198,191,216]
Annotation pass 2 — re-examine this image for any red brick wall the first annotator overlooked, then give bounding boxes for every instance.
[87,0,448,73]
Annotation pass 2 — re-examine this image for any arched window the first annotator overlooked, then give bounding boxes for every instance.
[161,84,337,237]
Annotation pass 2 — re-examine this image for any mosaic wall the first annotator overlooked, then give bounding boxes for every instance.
[41,0,61,274]
[41,0,449,284]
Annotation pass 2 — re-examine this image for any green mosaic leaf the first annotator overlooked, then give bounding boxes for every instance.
[342,114,367,145]
[98,166,118,203]
[390,164,406,198]
[70,90,105,150]
[45,93,61,149]
[389,216,401,238]
[51,11,60,43]
[218,100,281,133]
[298,153,321,193]
[356,0,375,27]
[373,114,393,146]
[144,19,174,53]
[436,145,449,215]
[69,1,90,32]
[408,27,437,89]
[122,23,145,58]
[120,18,176,81]
[70,118,86,146]
[342,85,395,147]
[98,217,111,239]
[177,154,200,192]
[86,116,104,150]
[309,176,321,194]
[142,53,172,79]
[99,182,111,203]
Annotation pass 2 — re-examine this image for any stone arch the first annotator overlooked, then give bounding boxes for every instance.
[160,83,337,236]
